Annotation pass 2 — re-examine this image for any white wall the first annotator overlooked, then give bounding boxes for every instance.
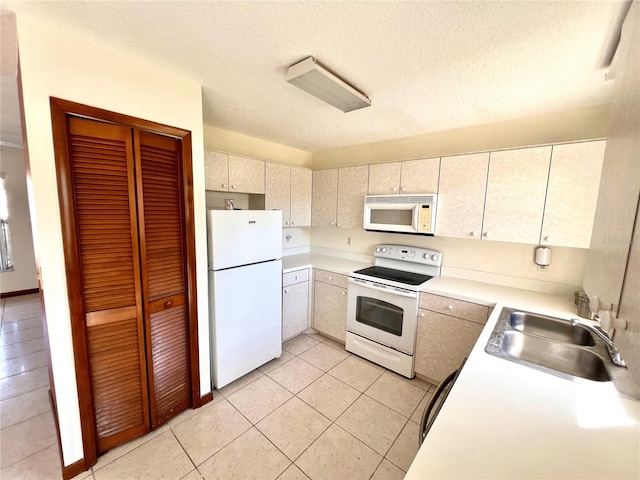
[312,227,587,297]
[203,124,312,168]
[312,105,609,169]
[16,14,210,467]
[0,145,37,293]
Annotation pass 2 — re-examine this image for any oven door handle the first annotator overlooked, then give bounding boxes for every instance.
[348,278,418,298]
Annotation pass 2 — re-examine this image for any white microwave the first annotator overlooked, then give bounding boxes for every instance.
[363,194,437,235]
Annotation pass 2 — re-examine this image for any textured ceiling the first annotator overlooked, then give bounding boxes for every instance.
[0,1,631,152]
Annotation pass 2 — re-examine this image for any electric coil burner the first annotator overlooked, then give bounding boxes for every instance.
[346,244,442,377]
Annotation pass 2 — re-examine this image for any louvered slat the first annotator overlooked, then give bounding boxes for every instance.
[151,305,190,418]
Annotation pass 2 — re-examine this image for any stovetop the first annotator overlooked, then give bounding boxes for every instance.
[349,244,442,289]
[352,266,433,286]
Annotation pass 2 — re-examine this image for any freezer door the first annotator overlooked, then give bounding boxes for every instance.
[207,210,282,270]
[209,259,283,388]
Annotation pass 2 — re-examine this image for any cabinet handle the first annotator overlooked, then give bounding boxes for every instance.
[294,276,298,280]
[164,300,172,308]
[330,221,335,226]
[401,187,406,192]
[420,312,425,317]
[341,291,346,295]
[328,276,333,280]
[337,222,341,227]
[470,231,477,237]
[285,221,289,225]
[284,289,289,294]
[544,236,553,242]
[483,232,492,238]
[392,187,398,192]
[291,221,295,225]
[231,184,236,189]
[447,305,454,310]
[222,183,227,188]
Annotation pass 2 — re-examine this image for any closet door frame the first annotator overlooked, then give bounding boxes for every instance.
[50,97,204,471]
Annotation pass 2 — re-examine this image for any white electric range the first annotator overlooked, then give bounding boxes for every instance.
[346,244,442,377]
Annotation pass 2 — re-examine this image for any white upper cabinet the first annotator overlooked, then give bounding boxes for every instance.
[204,151,264,194]
[482,146,552,244]
[265,162,291,226]
[400,157,441,194]
[312,169,338,227]
[540,141,606,248]
[205,151,229,191]
[337,166,369,229]
[228,155,265,194]
[368,159,440,195]
[368,162,401,194]
[436,153,489,239]
[290,167,312,227]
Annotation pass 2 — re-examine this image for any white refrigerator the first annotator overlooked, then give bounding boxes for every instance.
[207,209,283,389]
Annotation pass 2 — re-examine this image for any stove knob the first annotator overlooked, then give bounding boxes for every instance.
[375,247,381,253]
[423,253,429,259]
[431,254,439,261]
[381,247,387,253]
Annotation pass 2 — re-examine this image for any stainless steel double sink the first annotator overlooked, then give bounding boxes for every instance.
[485,308,639,398]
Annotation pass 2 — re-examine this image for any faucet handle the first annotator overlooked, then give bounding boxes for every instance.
[597,310,627,332]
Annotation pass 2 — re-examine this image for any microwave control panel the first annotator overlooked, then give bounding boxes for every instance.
[417,204,433,233]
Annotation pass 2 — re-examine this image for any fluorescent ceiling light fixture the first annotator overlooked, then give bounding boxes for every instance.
[286,56,371,112]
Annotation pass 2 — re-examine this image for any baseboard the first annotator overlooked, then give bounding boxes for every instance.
[1,288,39,298]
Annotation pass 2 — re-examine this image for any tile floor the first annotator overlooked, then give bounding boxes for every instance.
[0,294,435,480]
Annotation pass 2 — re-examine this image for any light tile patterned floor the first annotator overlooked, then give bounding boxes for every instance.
[0,295,436,480]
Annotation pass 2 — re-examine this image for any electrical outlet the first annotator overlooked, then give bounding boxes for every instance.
[346,236,352,246]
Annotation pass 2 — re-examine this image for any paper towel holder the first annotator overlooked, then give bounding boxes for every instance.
[534,246,552,269]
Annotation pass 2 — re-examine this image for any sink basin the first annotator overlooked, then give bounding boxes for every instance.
[500,331,610,382]
[508,311,595,346]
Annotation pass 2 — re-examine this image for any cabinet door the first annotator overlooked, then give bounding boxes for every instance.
[283,281,309,341]
[266,162,291,227]
[368,162,401,194]
[229,155,265,194]
[415,309,483,383]
[482,146,551,244]
[541,141,605,248]
[436,153,489,239]
[290,167,312,227]
[337,165,369,229]
[136,131,190,428]
[400,157,440,194]
[204,150,229,191]
[67,117,150,453]
[313,281,347,342]
[312,169,338,227]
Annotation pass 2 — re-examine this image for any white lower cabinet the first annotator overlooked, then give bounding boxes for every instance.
[282,268,310,341]
[312,269,348,343]
[415,293,491,383]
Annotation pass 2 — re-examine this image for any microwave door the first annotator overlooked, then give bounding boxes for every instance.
[366,204,417,233]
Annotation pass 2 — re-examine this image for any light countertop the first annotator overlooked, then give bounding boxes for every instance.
[280,253,640,479]
[405,296,640,479]
[282,252,371,275]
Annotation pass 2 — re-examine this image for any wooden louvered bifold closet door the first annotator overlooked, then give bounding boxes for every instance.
[136,131,191,428]
[68,117,150,453]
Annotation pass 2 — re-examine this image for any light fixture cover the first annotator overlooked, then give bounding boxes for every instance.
[285,57,371,112]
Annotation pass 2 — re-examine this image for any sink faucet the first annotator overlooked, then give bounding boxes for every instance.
[570,318,627,368]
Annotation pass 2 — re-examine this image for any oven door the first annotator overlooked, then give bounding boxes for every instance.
[346,278,418,354]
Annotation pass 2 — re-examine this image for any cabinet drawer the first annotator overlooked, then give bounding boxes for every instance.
[314,269,348,289]
[419,293,490,324]
[283,268,309,287]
